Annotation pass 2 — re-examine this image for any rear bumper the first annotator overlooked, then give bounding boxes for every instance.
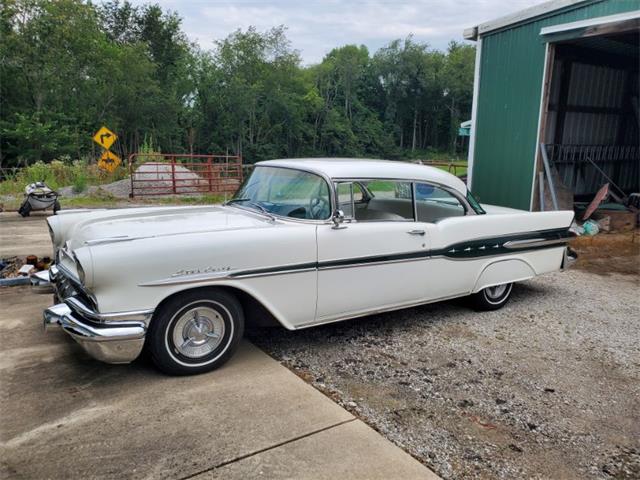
[44,303,147,364]
[561,246,578,270]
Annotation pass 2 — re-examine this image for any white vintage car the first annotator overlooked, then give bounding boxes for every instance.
[41,159,576,375]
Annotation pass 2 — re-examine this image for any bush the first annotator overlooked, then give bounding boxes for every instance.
[0,158,128,196]
[72,171,88,193]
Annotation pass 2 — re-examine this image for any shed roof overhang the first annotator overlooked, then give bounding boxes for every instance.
[463,0,587,41]
[539,10,640,42]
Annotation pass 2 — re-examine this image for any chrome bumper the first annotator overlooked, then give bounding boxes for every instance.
[44,303,147,364]
[41,265,153,364]
[561,246,578,270]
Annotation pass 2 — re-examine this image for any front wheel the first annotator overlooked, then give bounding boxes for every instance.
[147,288,244,375]
[471,283,513,311]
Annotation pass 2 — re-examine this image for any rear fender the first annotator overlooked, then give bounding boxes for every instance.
[472,258,536,293]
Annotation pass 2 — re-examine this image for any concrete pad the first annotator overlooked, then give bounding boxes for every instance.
[0,212,53,258]
[195,419,438,480]
[0,212,440,480]
[0,289,354,479]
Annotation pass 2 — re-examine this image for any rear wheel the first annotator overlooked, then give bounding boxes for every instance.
[147,288,244,375]
[53,200,61,214]
[471,283,513,311]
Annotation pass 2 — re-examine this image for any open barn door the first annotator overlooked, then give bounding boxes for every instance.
[532,11,640,212]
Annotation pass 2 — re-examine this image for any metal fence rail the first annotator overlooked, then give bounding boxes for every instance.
[546,144,639,196]
[129,154,242,197]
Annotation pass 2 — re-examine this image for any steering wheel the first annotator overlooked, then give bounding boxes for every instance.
[309,197,330,220]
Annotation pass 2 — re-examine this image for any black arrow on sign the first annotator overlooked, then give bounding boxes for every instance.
[100,132,112,145]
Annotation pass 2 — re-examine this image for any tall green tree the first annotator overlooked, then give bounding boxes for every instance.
[0,1,475,168]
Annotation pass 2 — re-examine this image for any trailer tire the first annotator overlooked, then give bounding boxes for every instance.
[18,202,31,217]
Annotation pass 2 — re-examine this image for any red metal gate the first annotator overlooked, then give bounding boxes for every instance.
[129,154,242,197]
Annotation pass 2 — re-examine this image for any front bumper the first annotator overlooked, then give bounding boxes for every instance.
[39,266,153,364]
[43,303,147,364]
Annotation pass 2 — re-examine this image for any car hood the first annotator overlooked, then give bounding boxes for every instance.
[55,205,275,250]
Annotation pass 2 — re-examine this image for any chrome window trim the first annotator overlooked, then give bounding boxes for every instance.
[330,177,475,223]
[413,180,473,219]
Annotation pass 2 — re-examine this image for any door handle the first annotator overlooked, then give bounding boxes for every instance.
[407,229,425,236]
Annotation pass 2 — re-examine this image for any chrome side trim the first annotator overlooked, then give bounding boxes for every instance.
[85,236,139,246]
[140,270,232,286]
[65,296,154,324]
[317,256,428,271]
[503,237,571,250]
[139,265,316,287]
[232,267,317,279]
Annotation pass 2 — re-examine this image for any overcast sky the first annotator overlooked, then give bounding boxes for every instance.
[130,0,539,64]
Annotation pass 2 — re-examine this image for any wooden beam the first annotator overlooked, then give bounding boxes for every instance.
[555,44,638,71]
[554,58,573,145]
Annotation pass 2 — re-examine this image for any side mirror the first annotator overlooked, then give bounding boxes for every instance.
[332,209,347,229]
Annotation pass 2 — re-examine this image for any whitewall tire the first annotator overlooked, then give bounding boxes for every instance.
[471,283,513,311]
[147,288,244,375]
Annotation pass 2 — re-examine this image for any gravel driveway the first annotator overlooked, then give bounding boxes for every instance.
[249,269,639,479]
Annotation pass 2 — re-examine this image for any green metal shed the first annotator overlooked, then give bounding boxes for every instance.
[464,0,639,210]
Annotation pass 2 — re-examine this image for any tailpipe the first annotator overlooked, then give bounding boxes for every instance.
[43,303,71,332]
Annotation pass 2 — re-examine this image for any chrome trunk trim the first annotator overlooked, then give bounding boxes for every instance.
[503,237,571,250]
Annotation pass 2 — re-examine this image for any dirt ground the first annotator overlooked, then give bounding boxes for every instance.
[570,231,640,276]
[250,234,640,480]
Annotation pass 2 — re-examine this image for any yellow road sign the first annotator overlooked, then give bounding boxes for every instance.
[98,150,121,172]
[93,126,117,150]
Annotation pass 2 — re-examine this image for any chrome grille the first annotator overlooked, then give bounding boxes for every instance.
[56,271,77,301]
[54,267,96,310]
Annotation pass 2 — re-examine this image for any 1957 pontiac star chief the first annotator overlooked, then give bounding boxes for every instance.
[41,159,576,375]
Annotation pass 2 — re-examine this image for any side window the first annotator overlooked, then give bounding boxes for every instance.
[336,182,354,218]
[415,183,466,222]
[353,183,365,203]
[354,180,414,221]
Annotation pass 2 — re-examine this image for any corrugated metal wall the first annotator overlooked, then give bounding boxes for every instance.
[470,0,639,210]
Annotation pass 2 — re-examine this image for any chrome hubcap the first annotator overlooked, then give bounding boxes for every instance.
[486,284,508,299]
[172,306,225,358]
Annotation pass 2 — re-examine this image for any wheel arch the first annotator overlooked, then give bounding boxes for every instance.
[151,284,284,330]
[472,258,536,293]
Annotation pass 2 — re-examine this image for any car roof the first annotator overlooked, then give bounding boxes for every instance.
[257,158,468,195]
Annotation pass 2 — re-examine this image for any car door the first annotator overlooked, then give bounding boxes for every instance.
[413,182,478,299]
[315,180,431,322]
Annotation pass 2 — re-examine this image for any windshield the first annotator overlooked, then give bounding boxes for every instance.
[230,166,331,220]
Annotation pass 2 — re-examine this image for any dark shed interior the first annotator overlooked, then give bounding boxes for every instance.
[541,29,639,204]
